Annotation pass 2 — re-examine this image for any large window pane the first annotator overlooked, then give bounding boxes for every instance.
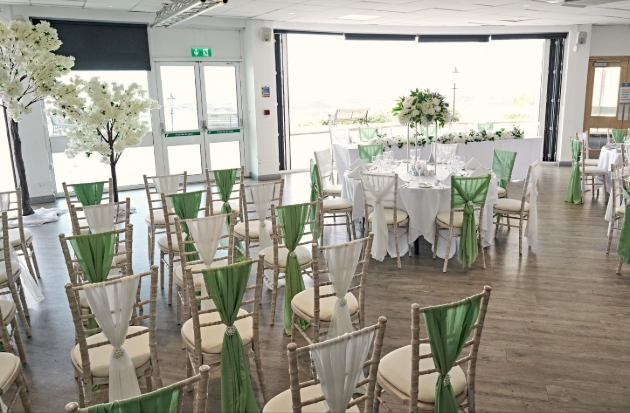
[168,144,202,175]
[0,111,15,192]
[161,66,199,132]
[209,141,240,170]
[204,66,239,128]
[591,67,621,117]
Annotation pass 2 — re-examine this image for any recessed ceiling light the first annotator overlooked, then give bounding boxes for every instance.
[338,14,380,21]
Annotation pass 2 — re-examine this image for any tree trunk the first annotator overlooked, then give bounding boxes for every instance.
[109,152,119,202]
[9,119,35,216]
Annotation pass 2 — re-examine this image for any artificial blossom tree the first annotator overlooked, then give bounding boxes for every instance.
[0,20,74,215]
[48,78,159,202]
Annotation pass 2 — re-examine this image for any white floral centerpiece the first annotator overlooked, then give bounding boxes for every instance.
[48,78,159,201]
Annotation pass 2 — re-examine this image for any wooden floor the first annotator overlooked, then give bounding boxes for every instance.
[7,165,630,412]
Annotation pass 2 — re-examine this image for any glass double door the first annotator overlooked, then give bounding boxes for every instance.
[156,62,244,180]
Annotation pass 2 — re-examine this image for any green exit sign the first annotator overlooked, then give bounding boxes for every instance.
[191,47,212,58]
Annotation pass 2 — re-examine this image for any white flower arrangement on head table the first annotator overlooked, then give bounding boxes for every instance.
[371,126,525,148]
[392,89,452,129]
[48,77,160,201]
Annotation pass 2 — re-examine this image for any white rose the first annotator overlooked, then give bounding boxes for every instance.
[432,98,440,106]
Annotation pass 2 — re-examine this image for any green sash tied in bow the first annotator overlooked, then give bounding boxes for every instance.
[358,144,384,164]
[617,188,630,264]
[309,160,322,235]
[423,294,483,413]
[213,168,245,260]
[72,181,105,206]
[613,129,627,143]
[277,203,310,335]
[87,382,180,413]
[564,139,582,204]
[450,175,491,268]
[202,261,260,413]
[491,148,516,190]
[169,191,203,261]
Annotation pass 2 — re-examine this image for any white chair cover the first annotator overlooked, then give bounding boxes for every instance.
[524,162,540,248]
[577,131,588,141]
[360,173,397,261]
[310,328,375,413]
[187,215,225,266]
[315,149,334,179]
[153,174,181,210]
[249,183,275,250]
[325,241,364,339]
[330,128,349,143]
[0,193,9,212]
[84,203,116,234]
[83,274,141,402]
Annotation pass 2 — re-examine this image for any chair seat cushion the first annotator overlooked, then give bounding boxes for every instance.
[323,198,353,212]
[0,263,20,284]
[210,200,240,216]
[584,159,599,166]
[158,234,180,252]
[497,187,506,198]
[174,259,229,288]
[584,166,605,175]
[368,210,408,224]
[181,308,253,354]
[145,210,165,226]
[263,384,360,413]
[616,205,626,215]
[494,198,530,213]
[0,353,20,391]
[260,245,312,267]
[378,344,466,403]
[292,285,358,322]
[0,299,15,325]
[8,228,32,247]
[234,220,273,239]
[323,184,343,196]
[436,211,477,228]
[71,326,151,377]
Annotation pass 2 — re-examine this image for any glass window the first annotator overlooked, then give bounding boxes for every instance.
[168,144,202,175]
[0,110,15,192]
[160,66,200,132]
[204,66,239,129]
[209,141,241,170]
[591,66,621,117]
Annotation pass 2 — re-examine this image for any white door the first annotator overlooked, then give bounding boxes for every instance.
[155,62,244,181]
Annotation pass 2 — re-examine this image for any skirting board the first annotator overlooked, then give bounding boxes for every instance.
[250,172,282,181]
[557,161,572,167]
[31,195,56,205]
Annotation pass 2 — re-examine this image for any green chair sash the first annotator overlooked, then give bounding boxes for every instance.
[309,160,322,235]
[450,175,491,268]
[617,188,630,264]
[214,168,245,260]
[358,127,378,142]
[564,139,582,205]
[169,190,203,261]
[613,129,627,143]
[202,261,259,413]
[358,144,383,164]
[277,203,310,335]
[87,382,180,413]
[69,231,116,283]
[491,148,517,190]
[477,123,493,132]
[423,294,483,413]
[72,181,105,206]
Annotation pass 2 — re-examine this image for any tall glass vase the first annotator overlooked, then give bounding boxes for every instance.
[434,121,438,176]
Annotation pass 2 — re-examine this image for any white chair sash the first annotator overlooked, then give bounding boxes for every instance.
[187,215,225,266]
[360,173,397,261]
[325,241,364,339]
[315,149,334,179]
[83,274,141,402]
[153,174,181,210]
[330,128,349,143]
[84,203,116,234]
[249,183,275,250]
[310,328,375,413]
[0,194,9,212]
[524,162,540,248]
[577,131,588,141]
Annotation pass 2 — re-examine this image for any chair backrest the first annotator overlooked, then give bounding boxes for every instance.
[143,172,188,227]
[286,317,387,413]
[269,201,319,264]
[240,180,284,256]
[437,143,458,162]
[520,160,541,211]
[314,149,335,184]
[0,212,19,292]
[65,364,210,413]
[359,127,378,142]
[174,211,237,270]
[477,123,493,132]
[450,175,491,211]
[409,286,491,412]
[358,144,383,164]
[62,179,113,210]
[611,163,626,212]
[205,166,244,218]
[330,127,350,143]
[59,226,134,285]
[0,290,15,354]
[622,143,628,167]
[310,235,373,340]
[492,148,517,189]
[360,172,399,216]
[576,132,590,160]
[162,190,208,255]
[69,198,130,236]
[64,266,159,381]
[0,189,28,249]
[612,128,627,144]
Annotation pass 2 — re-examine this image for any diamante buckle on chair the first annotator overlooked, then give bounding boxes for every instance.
[112,347,125,359]
[467,201,474,207]
[443,373,451,386]
[290,251,297,258]
[339,297,347,307]
[225,326,237,336]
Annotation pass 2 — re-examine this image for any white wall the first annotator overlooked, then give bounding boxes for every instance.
[591,25,630,56]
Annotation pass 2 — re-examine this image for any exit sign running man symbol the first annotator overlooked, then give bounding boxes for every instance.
[191,47,212,58]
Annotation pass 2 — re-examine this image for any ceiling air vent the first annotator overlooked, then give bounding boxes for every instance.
[151,0,226,28]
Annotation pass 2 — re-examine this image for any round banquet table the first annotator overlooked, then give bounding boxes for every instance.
[597,144,623,193]
[342,163,498,259]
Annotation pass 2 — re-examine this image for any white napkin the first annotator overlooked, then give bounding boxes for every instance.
[465,157,483,170]
[348,163,367,179]
[397,176,407,187]
[471,166,491,177]
[348,158,366,171]
[440,173,453,187]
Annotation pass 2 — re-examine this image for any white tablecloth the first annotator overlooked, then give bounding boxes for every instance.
[333,137,542,183]
[343,164,498,259]
[598,145,622,194]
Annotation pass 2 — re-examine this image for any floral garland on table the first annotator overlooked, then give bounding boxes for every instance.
[392,89,452,128]
[367,126,525,149]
